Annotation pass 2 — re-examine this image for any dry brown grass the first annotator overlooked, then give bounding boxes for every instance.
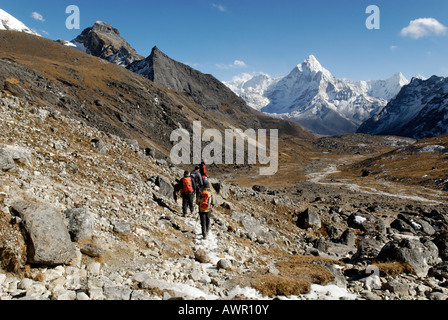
[340,134,448,192]
[371,262,414,276]
[0,211,27,272]
[249,255,337,297]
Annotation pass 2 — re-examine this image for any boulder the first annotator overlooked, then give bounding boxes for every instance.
[217,259,232,270]
[0,145,32,169]
[0,148,15,170]
[349,238,383,264]
[428,261,448,279]
[11,201,76,266]
[232,211,275,244]
[382,280,410,296]
[296,208,321,230]
[316,239,355,259]
[252,185,268,193]
[376,238,440,277]
[347,211,386,239]
[113,221,132,236]
[155,175,175,200]
[211,180,230,199]
[391,213,435,236]
[64,208,95,242]
[194,248,210,263]
[339,229,356,247]
[91,138,105,152]
[433,231,448,261]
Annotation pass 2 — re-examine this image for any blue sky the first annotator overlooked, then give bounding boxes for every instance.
[2,0,448,82]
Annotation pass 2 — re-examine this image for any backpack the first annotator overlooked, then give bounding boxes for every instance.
[181,177,194,194]
[199,189,212,212]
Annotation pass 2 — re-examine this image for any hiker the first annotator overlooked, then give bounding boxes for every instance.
[197,180,215,239]
[200,160,208,179]
[190,165,203,202]
[180,170,196,217]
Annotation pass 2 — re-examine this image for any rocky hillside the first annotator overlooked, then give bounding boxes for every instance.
[0,92,356,300]
[2,91,448,301]
[3,30,314,163]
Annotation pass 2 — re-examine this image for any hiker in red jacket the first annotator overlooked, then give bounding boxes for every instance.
[180,171,196,217]
[200,160,208,184]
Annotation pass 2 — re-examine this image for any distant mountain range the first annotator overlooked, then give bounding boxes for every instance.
[225,55,412,135]
[61,21,313,138]
[2,8,447,140]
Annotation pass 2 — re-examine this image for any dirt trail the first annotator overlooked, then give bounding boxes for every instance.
[306,159,444,204]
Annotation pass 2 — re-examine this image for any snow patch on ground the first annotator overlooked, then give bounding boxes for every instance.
[414,145,446,153]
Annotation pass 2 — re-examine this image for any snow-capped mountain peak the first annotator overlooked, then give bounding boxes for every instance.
[0,8,40,37]
[299,55,327,73]
[224,73,280,111]
[225,54,409,135]
[355,72,410,101]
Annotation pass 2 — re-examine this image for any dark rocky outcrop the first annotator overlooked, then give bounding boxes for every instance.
[72,21,144,67]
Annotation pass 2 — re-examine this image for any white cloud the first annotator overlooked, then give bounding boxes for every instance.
[216,60,248,70]
[233,60,247,67]
[212,4,227,12]
[390,45,398,51]
[400,17,447,39]
[31,12,45,22]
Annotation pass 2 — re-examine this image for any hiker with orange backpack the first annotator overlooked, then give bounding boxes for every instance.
[181,170,196,217]
[197,180,215,239]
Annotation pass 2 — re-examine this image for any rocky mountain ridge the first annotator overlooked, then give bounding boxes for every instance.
[70,21,144,68]
[358,75,448,139]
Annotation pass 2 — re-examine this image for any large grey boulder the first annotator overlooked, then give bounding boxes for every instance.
[350,238,383,264]
[391,213,435,236]
[0,148,15,170]
[64,208,95,242]
[210,180,231,199]
[0,145,32,170]
[232,211,275,244]
[433,231,448,261]
[11,201,76,266]
[376,238,440,277]
[347,211,386,239]
[296,208,321,230]
[155,175,174,200]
